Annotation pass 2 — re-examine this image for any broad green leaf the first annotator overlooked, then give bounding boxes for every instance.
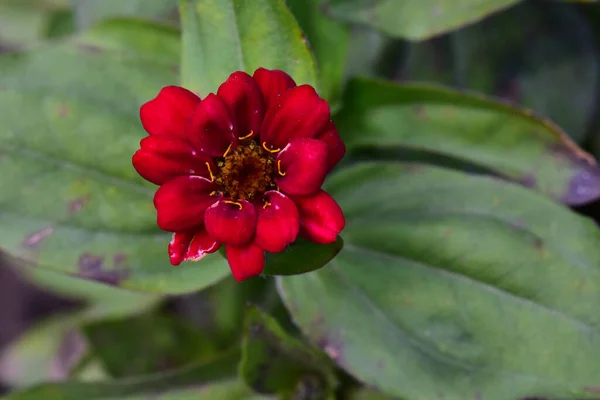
[46,9,75,38]
[2,351,242,400]
[9,255,158,310]
[240,307,337,398]
[83,313,220,378]
[285,0,350,104]
[263,237,343,276]
[0,314,91,388]
[179,0,318,95]
[344,27,389,78]
[336,78,600,205]
[322,0,521,40]
[349,388,401,400]
[278,162,600,399]
[403,0,598,144]
[73,0,178,31]
[0,271,156,387]
[0,0,69,46]
[0,19,231,294]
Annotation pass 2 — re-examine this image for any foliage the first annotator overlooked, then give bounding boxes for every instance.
[2,0,600,399]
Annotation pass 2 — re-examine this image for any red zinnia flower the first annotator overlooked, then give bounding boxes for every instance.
[133,68,346,281]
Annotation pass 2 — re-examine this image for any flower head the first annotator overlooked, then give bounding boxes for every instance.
[133,68,345,281]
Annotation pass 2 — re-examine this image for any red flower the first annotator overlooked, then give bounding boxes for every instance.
[133,69,345,281]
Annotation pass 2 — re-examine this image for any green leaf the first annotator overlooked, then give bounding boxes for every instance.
[285,0,349,104]
[403,0,598,144]
[179,0,318,95]
[240,306,337,398]
[336,77,600,205]
[0,19,231,294]
[322,0,521,40]
[348,388,401,400]
[0,269,157,387]
[263,236,343,276]
[0,314,91,388]
[0,0,69,46]
[45,9,75,38]
[2,351,242,400]
[83,313,221,378]
[73,0,178,30]
[278,162,600,399]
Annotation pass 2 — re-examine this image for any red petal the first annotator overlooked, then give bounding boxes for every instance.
[140,86,200,138]
[252,68,296,109]
[168,231,194,266]
[261,85,330,150]
[167,229,220,266]
[316,121,345,171]
[226,243,265,281]
[217,71,265,140]
[255,191,300,252]
[294,190,345,244]
[154,176,219,232]
[185,229,221,261]
[275,138,328,196]
[185,93,237,157]
[204,199,257,246]
[132,136,213,185]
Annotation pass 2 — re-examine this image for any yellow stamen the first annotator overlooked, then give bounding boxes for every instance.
[224,200,243,209]
[210,191,217,196]
[262,142,281,153]
[239,130,254,140]
[223,143,233,158]
[263,200,272,209]
[205,162,215,181]
[277,160,286,176]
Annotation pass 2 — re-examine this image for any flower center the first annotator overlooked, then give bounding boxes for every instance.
[214,140,276,201]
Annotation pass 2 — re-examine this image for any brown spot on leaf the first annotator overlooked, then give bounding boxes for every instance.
[59,105,70,118]
[413,105,426,119]
[78,253,103,270]
[50,329,87,381]
[68,196,90,215]
[22,226,53,248]
[562,165,600,206]
[78,43,103,54]
[518,174,536,189]
[584,386,600,394]
[317,337,342,363]
[78,253,128,286]
[113,253,128,268]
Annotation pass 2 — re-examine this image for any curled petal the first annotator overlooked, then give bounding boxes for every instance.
[186,229,221,261]
[140,86,200,138]
[217,71,265,140]
[132,136,213,185]
[316,122,345,171]
[154,176,219,232]
[255,191,300,253]
[185,93,237,157]
[168,231,195,266]
[168,229,220,266]
[261,85,330,150]
[294,190,345,244]
[276,138,328,196]
[226,243,265,281]
[204,199,257,246]
[252,67,296,109]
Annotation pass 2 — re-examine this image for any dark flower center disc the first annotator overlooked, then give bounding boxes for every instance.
[215,140,276,201]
